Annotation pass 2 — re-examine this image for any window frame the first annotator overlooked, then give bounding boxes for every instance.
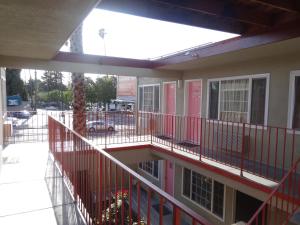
[206,74,270,126]
[138,84,160,112]
[139,160,159,179]
[288,70,300,131]
[181,168,226,221]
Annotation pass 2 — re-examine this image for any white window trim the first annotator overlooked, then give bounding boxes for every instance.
[288,70,300,133]
[139,161,159,180]
[206,74,270,126]
[183,79,203,117]
[138,83,160,112]
[181,168,226,221]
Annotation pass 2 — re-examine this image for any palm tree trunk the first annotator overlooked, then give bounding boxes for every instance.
[70,25,86,136]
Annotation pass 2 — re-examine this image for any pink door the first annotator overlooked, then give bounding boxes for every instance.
[186,80,202,143]
[163,83,175,196]
[165,160,174,196]
[164,83,176,137]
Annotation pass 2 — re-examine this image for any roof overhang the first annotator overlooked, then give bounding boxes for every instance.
[98,0,300,35]
[0,0,99,60]
[0,53,181,78]
[155,21,300,70]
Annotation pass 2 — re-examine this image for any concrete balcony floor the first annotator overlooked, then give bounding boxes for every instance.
[0,142,85,225]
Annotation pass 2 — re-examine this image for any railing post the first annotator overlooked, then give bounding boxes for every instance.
[60,125,64,177]
[240,123,246,177]
[150,113,153,144]
[105,112,107,149]
[173,205,181,225]
[136,110,139,136]
[171,114,174,152]
[199,117,202,161]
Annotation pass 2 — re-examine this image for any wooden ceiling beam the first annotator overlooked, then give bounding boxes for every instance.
[98,0,247,34]
[249,0,300,13]
[152,0,273,28]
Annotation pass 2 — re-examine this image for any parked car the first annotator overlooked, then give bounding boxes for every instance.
[45,106,58,110]
[11,110,31,119]
[87,120,115,132]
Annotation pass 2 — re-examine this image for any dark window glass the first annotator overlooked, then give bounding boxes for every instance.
[293,77,300,129]
[154,85,160,112]
[183,168,191,197]
[250,78,266,125]
[209,81,219,119]
[139,87,143,111]
[153,160,159,178]
[213,181,224,218]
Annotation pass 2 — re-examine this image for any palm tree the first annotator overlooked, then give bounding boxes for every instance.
[70,25,86,136]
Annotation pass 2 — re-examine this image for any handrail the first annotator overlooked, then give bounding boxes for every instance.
[49,115,212,225]
[57,111,298,182]
[247,158,300,225]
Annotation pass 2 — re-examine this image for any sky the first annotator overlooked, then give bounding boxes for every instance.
[21,8,238,82]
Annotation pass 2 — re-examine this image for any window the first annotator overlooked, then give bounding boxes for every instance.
[183,168,191,197]
[139,160,159,178]
[208,75,269,125]
[138,85,160,112]
[182,168,225,219]
[288,72,300,130]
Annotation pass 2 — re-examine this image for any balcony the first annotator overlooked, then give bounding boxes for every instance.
[53,111,300,184]
[2,111,300,225]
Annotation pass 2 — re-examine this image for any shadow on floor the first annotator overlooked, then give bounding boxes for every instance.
[45,154,86,225]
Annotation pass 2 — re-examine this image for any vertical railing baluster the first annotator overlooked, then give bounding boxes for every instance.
[147,189,152,225]
[240,123,245,177]
[159,196,164,225]
[173,205,181,225]
[137,181,141,225]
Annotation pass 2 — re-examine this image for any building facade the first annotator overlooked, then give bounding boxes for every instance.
[136,50,300,224]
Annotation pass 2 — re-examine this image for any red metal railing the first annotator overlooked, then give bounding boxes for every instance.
[247,158,300,225]
[150,113,299,182]
[3,110,62,144]
[48,116,212,225]
[57,111,300,183]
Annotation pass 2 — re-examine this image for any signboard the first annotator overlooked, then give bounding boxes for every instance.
[117,76,137,97]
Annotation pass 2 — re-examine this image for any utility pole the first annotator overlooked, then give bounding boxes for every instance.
[98,28,107,56]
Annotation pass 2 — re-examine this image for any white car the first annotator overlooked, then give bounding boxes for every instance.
[45,106,58,110]
[87,120,115,132]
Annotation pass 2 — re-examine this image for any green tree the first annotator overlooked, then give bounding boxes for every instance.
[40,71,66,92]
[25,78,41,106]
[62,90,73,107]
[95,76,117,105]
[85,77,97,106]
[6,68,27,100]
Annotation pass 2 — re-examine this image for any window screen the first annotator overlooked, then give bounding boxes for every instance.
[220,79,249,123]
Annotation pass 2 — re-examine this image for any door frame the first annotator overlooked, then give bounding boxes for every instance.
[162,81,177,114]
[162,81,177,138]
[164,160,175,196]
[184,79,203,117]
